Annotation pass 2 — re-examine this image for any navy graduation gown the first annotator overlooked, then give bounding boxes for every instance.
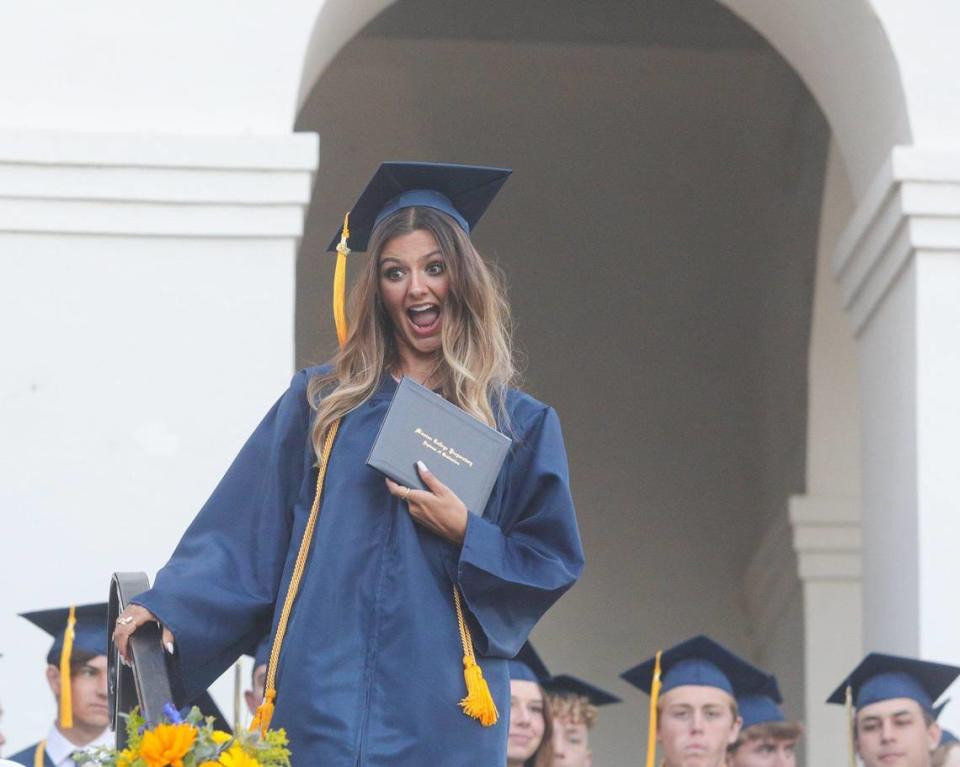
[8,742,54,767]
[134,368,584,766]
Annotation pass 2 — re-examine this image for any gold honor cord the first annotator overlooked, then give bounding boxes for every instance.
[33,741,46,767]
[453,587,499,725]
[333,212,350,348]
[59,605,77,729]
[251,419,341,735]
[645,650,663,767]
[846,684,857,767]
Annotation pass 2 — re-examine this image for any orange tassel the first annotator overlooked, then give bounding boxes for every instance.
[645,650,663,767]
[333,212,350,348]
[453,586,498,726]
[59,605,77,729]
[250,688,276,736]
[460,655,499,726]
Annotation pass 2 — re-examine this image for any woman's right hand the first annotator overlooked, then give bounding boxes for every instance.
[112,604,176,663]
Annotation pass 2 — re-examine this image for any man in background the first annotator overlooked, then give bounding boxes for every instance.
[8,604,112,767]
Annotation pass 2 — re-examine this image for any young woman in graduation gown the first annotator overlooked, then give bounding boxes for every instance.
[113,162,585,767]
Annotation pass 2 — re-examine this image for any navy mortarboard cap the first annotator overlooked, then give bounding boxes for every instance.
[326,162,512,348]
[738,675,786,730]
[20,603,108,729]
[20,603,108,665]
[326,162,512,254]
[621,634,768,699]
[826,653,960,714]
[509,642,550,684]
[544,675,621,707]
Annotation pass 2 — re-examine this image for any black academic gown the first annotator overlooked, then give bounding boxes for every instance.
[7,742,54,767]
[134,367,584,766]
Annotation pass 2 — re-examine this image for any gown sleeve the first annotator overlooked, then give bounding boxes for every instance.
[455,404,585,659]
[132,370,312,702]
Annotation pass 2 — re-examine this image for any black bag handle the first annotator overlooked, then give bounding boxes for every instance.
[107,572,174,748]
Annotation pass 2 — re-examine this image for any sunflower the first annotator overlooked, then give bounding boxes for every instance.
[138,722,197,767]
[217,744,262,767]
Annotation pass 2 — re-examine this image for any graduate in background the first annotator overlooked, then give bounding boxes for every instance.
[8,605,113,767]
[509,641,620,767]
[546,673,620,767]
[243,635,270,718]
[827,653,960,767]
[621,635,768,767]
[509,646,555,767]
[113,162,584,766]
[726,674,803,767]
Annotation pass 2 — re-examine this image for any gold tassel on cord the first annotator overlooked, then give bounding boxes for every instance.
[250,421,340,735]
[333,212,350,348]
[645,650,663,767]
[453,587,498,726]
[59,605,77,729]
[845,684,857,767]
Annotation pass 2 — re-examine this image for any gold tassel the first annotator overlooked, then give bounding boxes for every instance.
[250,688,276,734]
[453,586,498,726]
[333,212,350,348]
[249,421,340,736]
[59,605,77,729]
[845,684,857,767]
[645,650,663,767]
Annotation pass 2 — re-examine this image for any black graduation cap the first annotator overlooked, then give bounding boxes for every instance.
[738,674,786,729]
[621,634,768,699]
[20,603,108,666]
[544,675,621,707]
[826,653,960,714]
[509,642,550,684]
[326,161,512,253]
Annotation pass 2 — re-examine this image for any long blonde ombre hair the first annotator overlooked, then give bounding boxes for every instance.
[307,206,516,459]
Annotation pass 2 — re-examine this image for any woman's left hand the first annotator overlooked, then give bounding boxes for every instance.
[386,460,469,544]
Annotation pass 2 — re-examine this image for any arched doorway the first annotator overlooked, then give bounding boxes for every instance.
[292,2,837,762]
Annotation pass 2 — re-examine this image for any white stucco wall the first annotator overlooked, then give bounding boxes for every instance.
[0,131,316,753]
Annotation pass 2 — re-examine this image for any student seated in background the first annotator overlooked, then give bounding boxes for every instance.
[506,641,621,767]
[828,653,960,767]
[8,604,112,767]
[545,671,620,766]
[508,645,555,767]
[621,635,768,767]
[727,674,803,767]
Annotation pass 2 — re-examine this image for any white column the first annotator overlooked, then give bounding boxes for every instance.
[0,129,317,746]
[833,146,960,735]
[787,141,864,766]
[791,497,862,767]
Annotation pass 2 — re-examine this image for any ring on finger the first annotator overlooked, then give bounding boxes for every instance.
[116,615,135,626]
[403,486,412,501]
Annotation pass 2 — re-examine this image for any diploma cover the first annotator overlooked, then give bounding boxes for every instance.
[367,377,512,515]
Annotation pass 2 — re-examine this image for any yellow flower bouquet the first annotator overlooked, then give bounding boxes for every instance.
[74,704,290,767]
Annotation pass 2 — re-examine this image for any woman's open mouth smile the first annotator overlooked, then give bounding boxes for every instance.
[406,302,441,337]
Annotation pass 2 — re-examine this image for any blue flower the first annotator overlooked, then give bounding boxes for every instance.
[163,702,184,724]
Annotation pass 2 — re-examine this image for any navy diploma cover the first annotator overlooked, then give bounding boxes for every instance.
[367,377,512,515]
